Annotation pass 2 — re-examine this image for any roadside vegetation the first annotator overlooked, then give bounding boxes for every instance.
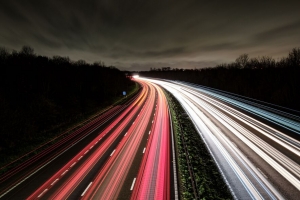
[141,48,300,111]
[164,90,232,199]
[0,45,136,173]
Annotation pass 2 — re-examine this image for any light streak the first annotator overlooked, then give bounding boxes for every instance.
[143,77,299,199]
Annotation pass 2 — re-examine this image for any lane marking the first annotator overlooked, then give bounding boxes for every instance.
[257,168,268,179]
[124,132,127,136]
[84,150,89,154]
[0,110,118,198]
[143,148,146,153]
[90,145,94,149]
[149,131,151,135]
[38,189,48,198]
[152,120,154,123]
[51,178,59,186]
[130,178,136,190]
[231,142,237,148]
[81,182,93,197]
[70,162,76,168]
[133,122,135,124]
[61,170,68,176]
[110,150,116,156]
[78,156,83,161]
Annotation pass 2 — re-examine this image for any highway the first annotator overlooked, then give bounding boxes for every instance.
[0,102,132,199]
[130,83,171,200]
[3,75,298,200]
[0,78,174,200]
[143,77,300,200]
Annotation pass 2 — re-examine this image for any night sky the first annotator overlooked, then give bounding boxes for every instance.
[1,0,300,71]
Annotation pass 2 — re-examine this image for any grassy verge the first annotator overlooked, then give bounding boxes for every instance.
[0,82,140,175]
[164,89,233,200]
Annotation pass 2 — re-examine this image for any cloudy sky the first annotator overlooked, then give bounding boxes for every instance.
[1,0,300,70]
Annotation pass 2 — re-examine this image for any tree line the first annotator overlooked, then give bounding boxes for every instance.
[0,45,134,158]
[140,48,300,111]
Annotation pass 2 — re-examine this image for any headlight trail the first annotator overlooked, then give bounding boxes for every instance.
[144,77,300,200]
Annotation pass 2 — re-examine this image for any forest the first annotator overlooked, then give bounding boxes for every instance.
[0,45,134,165]
[140,48,300,111]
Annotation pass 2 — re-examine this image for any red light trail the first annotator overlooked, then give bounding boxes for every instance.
[131,84,171,200]
[26,79,172,200]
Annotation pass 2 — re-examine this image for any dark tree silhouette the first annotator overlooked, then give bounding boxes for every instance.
[20,45,35,55]
[0,45,135,164]
[287,48,300,67]
[235,53,249,68]
[139,48,300,111]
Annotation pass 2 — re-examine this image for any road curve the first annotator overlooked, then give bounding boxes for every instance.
[0,93,140,199]
[130,83,171,200]
[25,78,173,200]
[144,77,300,200]
[81,79,158,200]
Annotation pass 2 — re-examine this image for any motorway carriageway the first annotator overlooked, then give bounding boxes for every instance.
[144,77,300,200]
[25,79,174,200]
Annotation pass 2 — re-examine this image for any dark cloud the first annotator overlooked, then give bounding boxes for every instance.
[201,42,240,52]
[32,33,62,48]
[141,47,186,58]
[253,20,300,43]
[1,0,300,70]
